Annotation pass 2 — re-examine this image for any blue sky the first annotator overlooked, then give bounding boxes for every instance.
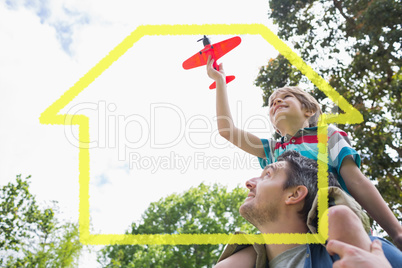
[5,0,90,54]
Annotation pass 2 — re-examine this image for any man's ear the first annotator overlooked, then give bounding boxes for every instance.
[285,185,308,205]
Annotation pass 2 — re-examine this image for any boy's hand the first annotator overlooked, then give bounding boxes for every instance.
[326,239,392,268]
[206,55,225,84]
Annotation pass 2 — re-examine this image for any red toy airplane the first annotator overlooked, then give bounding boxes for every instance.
[182,35,241,89]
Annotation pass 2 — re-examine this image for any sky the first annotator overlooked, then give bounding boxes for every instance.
[0,0,282,266]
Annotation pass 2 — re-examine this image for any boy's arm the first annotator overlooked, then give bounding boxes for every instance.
[340,156,402,250]
[207,56,265,158]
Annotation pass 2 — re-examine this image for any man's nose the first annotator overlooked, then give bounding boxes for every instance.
[245,178,257,189]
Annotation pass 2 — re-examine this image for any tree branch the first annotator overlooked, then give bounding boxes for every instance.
[333,0,377,31]
[385,172,402,193]
[333,0,354,23]
[354,0,376,20]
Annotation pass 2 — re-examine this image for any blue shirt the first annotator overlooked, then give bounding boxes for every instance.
[219,236,402,268]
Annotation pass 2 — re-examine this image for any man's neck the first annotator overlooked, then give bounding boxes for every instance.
[259,220,308,261]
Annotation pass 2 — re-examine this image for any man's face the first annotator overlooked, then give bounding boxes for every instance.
[239,161,288,227]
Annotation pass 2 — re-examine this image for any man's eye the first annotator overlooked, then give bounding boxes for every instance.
[284,95,291,98]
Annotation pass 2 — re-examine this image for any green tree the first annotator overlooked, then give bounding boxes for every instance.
[98,183,256,268]
[0,175,83,267]
[255,0,401,235]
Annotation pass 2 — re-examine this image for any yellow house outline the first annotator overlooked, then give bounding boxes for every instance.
[40,24,363,245]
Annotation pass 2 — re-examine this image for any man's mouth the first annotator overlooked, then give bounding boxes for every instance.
[246,193,255,200]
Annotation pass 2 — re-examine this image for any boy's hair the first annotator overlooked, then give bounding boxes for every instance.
[278,151,340,223]
[269,86,322,128]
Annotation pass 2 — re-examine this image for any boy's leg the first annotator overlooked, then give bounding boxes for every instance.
[328,205,372,252]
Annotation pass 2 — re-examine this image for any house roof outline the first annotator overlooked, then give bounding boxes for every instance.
[39,24,363,246]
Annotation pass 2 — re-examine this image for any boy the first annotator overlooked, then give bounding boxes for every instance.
[206,56,402,252]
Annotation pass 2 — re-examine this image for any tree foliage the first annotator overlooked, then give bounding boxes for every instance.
[98,183,256,268]
[255,0,401,234]
[0,175,83,267]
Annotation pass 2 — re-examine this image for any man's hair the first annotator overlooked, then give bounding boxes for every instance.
[268,86,322,128]
[277,151,340,222]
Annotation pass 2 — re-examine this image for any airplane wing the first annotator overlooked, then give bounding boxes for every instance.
[182,36,241,70]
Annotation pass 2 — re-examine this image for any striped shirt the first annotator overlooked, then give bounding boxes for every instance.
[258,125,361,193]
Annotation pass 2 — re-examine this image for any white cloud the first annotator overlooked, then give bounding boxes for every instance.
[0,0,276,229]
[0,0,86,215]
[1,1,277,266]
[2,0,91,54]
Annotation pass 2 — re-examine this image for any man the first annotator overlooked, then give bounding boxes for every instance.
[215,151,401,268]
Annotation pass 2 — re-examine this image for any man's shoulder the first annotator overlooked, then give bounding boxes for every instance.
[217,240,335,268]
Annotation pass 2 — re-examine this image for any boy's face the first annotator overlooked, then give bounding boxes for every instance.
[268,91,310,131]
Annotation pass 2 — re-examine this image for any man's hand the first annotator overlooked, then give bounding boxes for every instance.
[206,56,225,83]
[326,239,391,268]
